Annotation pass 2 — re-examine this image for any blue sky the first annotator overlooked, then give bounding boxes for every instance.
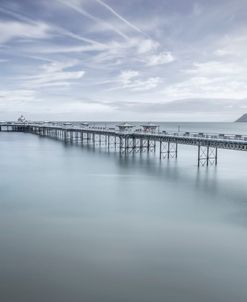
[0,0,246,121]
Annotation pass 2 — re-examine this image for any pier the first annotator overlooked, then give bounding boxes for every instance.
[0,122,247,166]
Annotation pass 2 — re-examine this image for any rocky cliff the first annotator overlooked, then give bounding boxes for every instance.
[236,113,247,122]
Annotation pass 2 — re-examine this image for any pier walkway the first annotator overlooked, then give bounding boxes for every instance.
[1,122,247,166]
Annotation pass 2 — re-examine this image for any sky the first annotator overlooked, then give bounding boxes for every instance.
[0,0,247,121]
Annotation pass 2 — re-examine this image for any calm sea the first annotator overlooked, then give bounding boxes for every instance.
[0,122,247,302]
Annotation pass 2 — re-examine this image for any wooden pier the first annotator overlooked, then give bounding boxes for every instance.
[1,122,247,166]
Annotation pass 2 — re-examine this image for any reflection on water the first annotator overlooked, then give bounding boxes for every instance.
[0,130,247,302]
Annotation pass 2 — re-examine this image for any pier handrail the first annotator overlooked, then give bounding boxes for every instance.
[1,122,246,166]
[1,122,247,143]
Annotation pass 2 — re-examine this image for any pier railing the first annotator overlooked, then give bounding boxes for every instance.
[0,122,246,166]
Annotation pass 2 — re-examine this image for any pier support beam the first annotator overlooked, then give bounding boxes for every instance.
[198,145,217,166]
[160,141,178,159]
[119,136,126,154]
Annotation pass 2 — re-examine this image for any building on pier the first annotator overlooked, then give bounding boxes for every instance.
[17,115,26,123]
[140,123,158,133]
[117,123,134,132]
[80,122,89,127]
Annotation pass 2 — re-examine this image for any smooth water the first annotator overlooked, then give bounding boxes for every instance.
[0,123,247,302]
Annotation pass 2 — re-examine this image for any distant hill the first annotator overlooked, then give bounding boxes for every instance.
[236,113,247,122]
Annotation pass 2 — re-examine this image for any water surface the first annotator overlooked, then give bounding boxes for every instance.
[0,123,247,302]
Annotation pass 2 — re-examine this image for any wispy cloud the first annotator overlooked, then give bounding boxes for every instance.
[106,98,247,114]
[107,70,161,92]
[0,20,51,43]
[95,0,148,37]
[0,5,104,46]
[119,70,139,84]
[18,60,85,88]
[28,43,108,54]
[0,89,36,112]
[0,0,247,120]
[161,75,247,100]
[56,0,129,39]
[186,61,246,76]
[146,51,175,66]
[89,37,172,69]
[137,39,159,54]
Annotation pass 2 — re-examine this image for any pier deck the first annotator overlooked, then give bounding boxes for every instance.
[1,122,246,166]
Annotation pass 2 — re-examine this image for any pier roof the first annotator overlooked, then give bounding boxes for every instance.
[117,123,134,131]
[140,123,158,132]
[141,123,158,128]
